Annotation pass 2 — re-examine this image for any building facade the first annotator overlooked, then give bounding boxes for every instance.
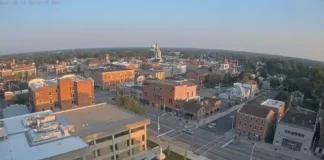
[87,68,135,91]
[142,79,197,111]
[28,74,94,112]
[185,68,211,88]
[236,104,276,142]
[273,107,317,154]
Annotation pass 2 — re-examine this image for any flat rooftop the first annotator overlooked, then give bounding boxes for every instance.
[143,79,196,87]
[279,107,317,130]
[55,103,150,138]
[261,99,285,109]
[0,111,88,160]
[2,104,30,118]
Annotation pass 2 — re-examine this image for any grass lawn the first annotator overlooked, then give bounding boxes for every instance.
[163,150,190,160]
[147,140,159,149]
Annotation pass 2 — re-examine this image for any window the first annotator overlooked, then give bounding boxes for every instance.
[142,135,145,141]
[42,108,45,111]
[261,120,264,124]
[255,119,258,123]
[50,99,52,103]
[250,117,253,121]
[110,145,114,151]
[260,127,263,131]
[127,140,130,146]
[111,156,115,160]
[116,154,119,160]
[245,116,248,120]
[249,124,252,128]
[114,131,129,138]
[254,125,257,130]
[115,144,118,150]
[49,92,52,96]
[96,136,112,144]
[239,121,241,125]
[244,122,247,126]
[131,138,134,145]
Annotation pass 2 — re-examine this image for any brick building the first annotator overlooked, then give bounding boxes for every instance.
[186,68,211,88]
[142,79,197,111]
[86,68,135,91]
[28,74,94,112]
[235,104,277,142]
[137,70,165,80]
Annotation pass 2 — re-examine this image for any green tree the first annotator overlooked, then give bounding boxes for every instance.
[270,78,280,88]
[116,95,147,116]
[203,74,222,88]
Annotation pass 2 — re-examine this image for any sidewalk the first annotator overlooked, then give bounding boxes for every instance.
[149,136,210,160]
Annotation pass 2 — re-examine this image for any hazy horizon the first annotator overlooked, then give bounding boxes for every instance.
[1,0,323,61]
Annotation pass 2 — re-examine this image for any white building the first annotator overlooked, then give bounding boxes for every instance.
[229,83,250,102]
[273,107,317,154]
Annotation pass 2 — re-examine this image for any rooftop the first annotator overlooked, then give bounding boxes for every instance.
[28,74,92,90]
[143,79,196,87]
[55,103,150,138]
[279,107,317,130]
[239,104,273,118]
[0,111,88,160]
[188,68,211,75]
[1,104,30,118]
[261,99,285,109]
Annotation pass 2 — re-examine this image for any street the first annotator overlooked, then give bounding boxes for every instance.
[94,88,302,160]
[146,106,300,160]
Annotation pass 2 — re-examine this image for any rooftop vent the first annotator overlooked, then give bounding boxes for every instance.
[293,117,295,122]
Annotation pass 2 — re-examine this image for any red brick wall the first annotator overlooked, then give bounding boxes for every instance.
[31,85,57,112]
[74,80,94,107]
[58,78,73,110]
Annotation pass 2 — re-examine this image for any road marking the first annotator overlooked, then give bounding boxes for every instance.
[221,139,233,148]
[166,133,183,141]
[156,129,175,138]
[194,136,223,152]
[150,120,173,130]
[200,138,229,155]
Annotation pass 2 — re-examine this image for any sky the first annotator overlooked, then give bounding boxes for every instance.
[0,0,324,61]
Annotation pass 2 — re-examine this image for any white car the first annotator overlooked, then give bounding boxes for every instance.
[182,129,194,135]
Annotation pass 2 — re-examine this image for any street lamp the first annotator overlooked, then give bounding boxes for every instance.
[250,143,257,160]
[230,116,234,131]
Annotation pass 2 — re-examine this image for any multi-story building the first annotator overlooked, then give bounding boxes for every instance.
[273,107,317,154]
[0,103,152,160]
[28,74,94,112]
[186,68,211,88]
[86,68,135,91]
[12,64,37,78]
[137,69,165,80]
[260,99,285,121]
[236,104,277,142]
[142,79,197,111]
[182,97,222,121]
